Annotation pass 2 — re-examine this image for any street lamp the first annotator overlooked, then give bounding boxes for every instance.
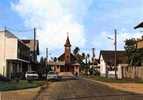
[106,29,118,79]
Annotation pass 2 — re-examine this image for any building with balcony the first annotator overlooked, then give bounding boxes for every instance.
[0,29,30,78]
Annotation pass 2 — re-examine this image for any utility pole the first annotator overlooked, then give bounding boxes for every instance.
[46,48,48,63]
[92,48,95,66]
[114,29,117,79]
[92,48,95,59]
[33,28,36,62]
[46,48,48,74]
[46,48,48,59]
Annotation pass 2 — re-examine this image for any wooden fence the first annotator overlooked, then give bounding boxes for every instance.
[122,66,143,79]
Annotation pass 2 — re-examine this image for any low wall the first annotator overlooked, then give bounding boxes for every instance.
[122,66,143,80]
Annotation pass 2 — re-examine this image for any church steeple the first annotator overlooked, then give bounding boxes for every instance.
[64,33,71,64]
[64,33,71,47]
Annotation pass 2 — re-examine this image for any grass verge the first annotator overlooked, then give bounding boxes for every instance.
[0,80,44,91]
[82,75,143,83]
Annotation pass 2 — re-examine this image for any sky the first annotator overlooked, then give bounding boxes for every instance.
[0,0,143,59]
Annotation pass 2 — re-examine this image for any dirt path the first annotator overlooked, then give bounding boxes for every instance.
[37,78,143,100]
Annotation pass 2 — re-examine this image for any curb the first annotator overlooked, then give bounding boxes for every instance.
[33,82,48,100]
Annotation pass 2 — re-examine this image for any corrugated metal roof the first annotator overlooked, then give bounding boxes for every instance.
[99,50,128,66]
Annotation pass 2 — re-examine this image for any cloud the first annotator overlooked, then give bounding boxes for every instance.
[92,31,142,51]
[91,31,142,58]
[11,0,93,57]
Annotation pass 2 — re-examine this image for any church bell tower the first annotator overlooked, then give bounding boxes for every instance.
[64,33,71,64]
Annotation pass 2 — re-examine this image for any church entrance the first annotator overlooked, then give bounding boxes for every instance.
[65,64,70,72]
[64,64,74,74]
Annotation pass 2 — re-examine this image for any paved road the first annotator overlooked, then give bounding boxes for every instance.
[38,78,143,100]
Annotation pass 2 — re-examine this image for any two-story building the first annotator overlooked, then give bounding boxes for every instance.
[0,29,30,78]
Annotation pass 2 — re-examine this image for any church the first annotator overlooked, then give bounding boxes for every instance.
[48,35,80,76]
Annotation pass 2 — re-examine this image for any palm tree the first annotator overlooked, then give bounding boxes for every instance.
[85,53,90,75]
[54,57,57,62]
[87,53,90,59]
[86,53,90,65]
[82,53,85,59]
[73,47,80,55]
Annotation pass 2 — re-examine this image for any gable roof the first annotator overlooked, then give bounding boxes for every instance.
[5,30,17,38]
[58,53,77,62]
[99,50,128,66]
[0,30,17,38]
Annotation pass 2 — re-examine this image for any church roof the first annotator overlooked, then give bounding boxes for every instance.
[58,53,77,62]
[48,61,65,65]
[48,61,80,66]
[64,36,71,47]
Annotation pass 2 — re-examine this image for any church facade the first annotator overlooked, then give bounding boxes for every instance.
[48,35,80,76]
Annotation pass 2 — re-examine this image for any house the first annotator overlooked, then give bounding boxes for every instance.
[135,36,143,49]
[0,29,30,78]
[99,50,128,79]
[48,35,80,76]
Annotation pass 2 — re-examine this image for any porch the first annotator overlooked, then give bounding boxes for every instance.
[6,59,30,79]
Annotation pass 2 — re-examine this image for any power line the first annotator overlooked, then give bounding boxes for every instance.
[0,26,36,34]
[6,27,33,33]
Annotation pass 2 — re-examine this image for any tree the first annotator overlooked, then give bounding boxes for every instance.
[73,47,82,63]
[124,38,143,78]
[40,57,44,65]
[54,57,57,62]
[39,57,45,78]
[84,53,90,75]
[73,47,87,72]
[73,47,80,55]
[86,53,90,65]
[124,38,143,66]
[87,53,90,59]
[82,53,85,59]
[79,52,86,71]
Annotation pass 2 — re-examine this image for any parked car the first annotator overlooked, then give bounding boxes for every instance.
[25,71,39,80]
[47,71,60,80]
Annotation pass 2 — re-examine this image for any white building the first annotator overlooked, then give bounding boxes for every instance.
[99,50,128,79]
[0,29,30,78]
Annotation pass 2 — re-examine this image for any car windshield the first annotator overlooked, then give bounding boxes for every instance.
[27,71,37,74]
[48,71,55,74]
